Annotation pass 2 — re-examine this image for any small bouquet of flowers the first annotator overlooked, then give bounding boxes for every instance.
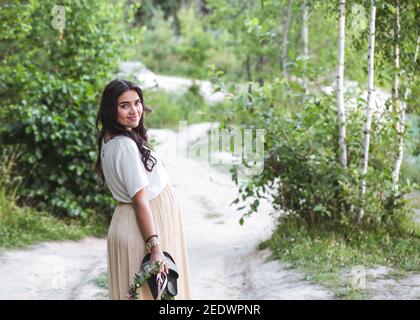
[126,260,174,300]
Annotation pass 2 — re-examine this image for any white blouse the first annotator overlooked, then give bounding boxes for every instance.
[101,135,169,202]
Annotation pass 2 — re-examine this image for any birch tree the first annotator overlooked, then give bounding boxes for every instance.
[402,36,419,106]
[392,35,419,190]
[337,0,348,168]
[359,0,377,221]
[302,0,309,96]
[391,0,401,190]
[281,0,293,80]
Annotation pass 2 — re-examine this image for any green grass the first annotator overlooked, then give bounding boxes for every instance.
[144,87,225,130]
[94,271,109,290]
[0,187,109,250]
[259,218,420,299]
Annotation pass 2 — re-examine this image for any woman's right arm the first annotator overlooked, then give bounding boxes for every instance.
[132,188,169,275]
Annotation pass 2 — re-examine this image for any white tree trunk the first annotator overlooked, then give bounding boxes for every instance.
[281,0,293,80]
[302,0,309,96]
[403,36,419,103]
[392,35,419,190]
[391,0,402,190]
[337,0,348,168]
[359,1,376,220]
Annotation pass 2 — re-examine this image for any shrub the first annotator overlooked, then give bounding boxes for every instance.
[224,82,415,234]
[0,1,135,217]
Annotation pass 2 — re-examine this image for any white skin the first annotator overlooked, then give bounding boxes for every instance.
[106,89,169,275]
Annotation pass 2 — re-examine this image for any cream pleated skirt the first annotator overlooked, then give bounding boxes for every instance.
[107,183,192,300]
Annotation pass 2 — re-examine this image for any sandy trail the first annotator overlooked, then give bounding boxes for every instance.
[0,237,107,300]
[0,123,334,300]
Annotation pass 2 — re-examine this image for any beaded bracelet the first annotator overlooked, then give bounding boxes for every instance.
[145,239,160,253]
[145,234,158,243]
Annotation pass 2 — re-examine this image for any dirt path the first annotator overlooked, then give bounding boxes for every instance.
[0,237,107,299]
[0,123,334,300]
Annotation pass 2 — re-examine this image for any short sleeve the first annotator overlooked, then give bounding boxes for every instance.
[115,144,150,199]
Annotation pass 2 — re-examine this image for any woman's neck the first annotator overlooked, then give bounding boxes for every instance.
[104,131,117,143]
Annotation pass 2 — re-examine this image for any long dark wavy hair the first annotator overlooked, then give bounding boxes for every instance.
[95,79,157,189]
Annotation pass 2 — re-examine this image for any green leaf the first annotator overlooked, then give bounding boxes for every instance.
[314,204,324,212]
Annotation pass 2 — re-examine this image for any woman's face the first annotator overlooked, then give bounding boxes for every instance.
[116,90,143,131]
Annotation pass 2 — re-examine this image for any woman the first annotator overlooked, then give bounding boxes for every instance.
[95,79,191,300]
